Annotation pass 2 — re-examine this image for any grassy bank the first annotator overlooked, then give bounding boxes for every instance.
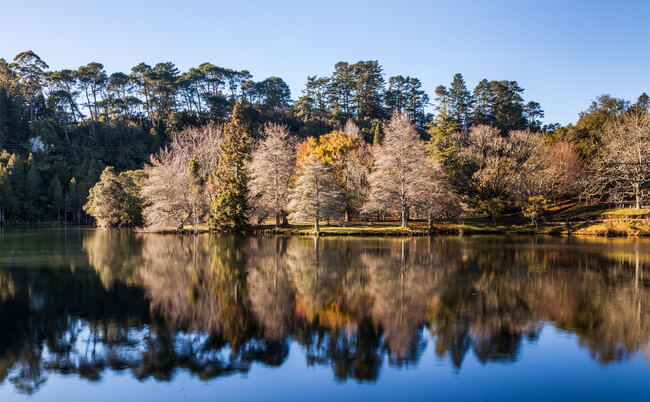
[138,203,650,237]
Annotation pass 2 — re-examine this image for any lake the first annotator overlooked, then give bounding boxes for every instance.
[0,229,649,401]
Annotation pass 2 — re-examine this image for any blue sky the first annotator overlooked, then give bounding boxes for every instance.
[1,0,648,124]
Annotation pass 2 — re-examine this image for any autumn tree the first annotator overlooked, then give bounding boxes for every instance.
[543,141,584,201]
[412,160,461,230]
[287,155,345,234]
[296,127,371,220]
[248,123,296,226]
[594,111,650,209]
[209,102,252,229]
[141,124,222,230]
[364,113,430,228]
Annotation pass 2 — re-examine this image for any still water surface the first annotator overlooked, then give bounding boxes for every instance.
[0,229,649,401]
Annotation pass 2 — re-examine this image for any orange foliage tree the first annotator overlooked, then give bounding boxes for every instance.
[296,130,372,220]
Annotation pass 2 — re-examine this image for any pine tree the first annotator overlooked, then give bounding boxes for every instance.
[472,79,493,126]
[209,102,252,230]
[372,122,383,146]
[448,73,473,129]
[427,110,460,167]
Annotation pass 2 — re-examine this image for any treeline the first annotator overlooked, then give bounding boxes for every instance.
[0,50,648,226]
[84,104,650,232]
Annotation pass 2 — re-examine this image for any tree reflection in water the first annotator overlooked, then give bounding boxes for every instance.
[0,231,649,393]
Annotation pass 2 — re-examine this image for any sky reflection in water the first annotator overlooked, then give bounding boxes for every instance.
[0,229,649,401]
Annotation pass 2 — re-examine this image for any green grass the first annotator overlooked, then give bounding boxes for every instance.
[601,207,650,218]
[147,203,650,237]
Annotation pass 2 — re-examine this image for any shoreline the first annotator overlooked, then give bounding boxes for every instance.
[4,215,650,238]
[134,219,650,237]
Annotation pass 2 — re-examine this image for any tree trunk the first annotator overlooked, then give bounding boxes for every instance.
[63,123,71,145]
[634,183,641,209]
[427,213,433,231]
[314,217,320,235]
[275,214,281,228]
[401,206,409,228]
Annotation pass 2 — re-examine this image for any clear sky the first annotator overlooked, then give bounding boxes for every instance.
[1,0,648,125]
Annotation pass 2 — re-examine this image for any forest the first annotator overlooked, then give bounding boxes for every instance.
[0,50,649,231]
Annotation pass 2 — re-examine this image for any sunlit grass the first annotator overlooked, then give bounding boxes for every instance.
[149,202,650,236]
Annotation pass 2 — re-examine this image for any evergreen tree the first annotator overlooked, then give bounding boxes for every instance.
[633,93,649,113]
[427,110,461,169]
[448,73,473,129]
[7,154,26,219]
[83,167,144,227]
[329,62,356,121]
[48,175,64,222]
[524,101,544,130]
[351,60,385,127]
[83,167,123,227]
[209,102,252,229]
[0,164,14,224]
[26,154,42,217]
[471,79,493,126]
[373,122,383,146]
[434,85,451,114]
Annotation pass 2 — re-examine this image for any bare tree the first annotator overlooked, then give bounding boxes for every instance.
[507,130,550,204]
[141,124,222,230]
[343,118,360,136]
[455,125,510,217]
[364,113,429,228]
[412,160,462,230]
[248,123,297,226]
[456,126,577,222]
[596,112,650,209]
[341,145,373,220]
[288,155,345,234]
[544,141,584,201]
[141,147,192,230]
